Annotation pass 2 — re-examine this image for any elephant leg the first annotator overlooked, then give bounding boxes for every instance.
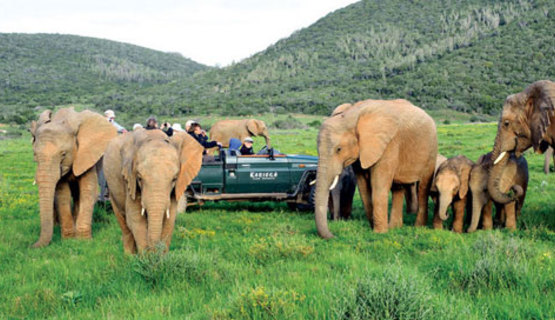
[161,200,178,251]
[415,172,433,227]
[481,200,493,230]
[75,168,98,239]
[126,197,148,252]
[331,189,340,220]
[111,196,136,254]
[432,195,443,230]
[451,199,465,233]
[55,180,75,238]
[339,188,354,220]
[504,202,517,231]
[389,187,404,229]
[494,202,505,227]
[370,167,394,233]
[355,172,373,226]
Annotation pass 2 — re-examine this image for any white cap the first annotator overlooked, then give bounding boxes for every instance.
[132,123,143,130]
[172,123,184,131]
[185,120,198,128]
[244,137,254,143]
[104,110,115,118]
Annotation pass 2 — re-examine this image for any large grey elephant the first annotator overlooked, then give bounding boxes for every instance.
[103,129,203,254]
[489,80,554,203]
[209,119,270,148]
[29,108,117,247]
[315,99,438,238]
[468,152,528,232]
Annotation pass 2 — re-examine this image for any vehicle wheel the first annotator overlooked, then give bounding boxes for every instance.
[291,184,316,212]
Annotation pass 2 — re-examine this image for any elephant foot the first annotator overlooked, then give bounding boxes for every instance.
[388,220,403,229]
[61,230,76,239]
[482,223,493,230]
[373,226,388,233]
[432,222,443,230]
[452,227,463,233]
[31,240,50,248]
[75,229,92,239]
[467,227,477,233]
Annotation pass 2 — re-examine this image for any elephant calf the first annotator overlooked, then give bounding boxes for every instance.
[30,108,117,247]
[468,152,528,232]
[328,165,356,220]
[103,130,203,254]
[431,155,474,233]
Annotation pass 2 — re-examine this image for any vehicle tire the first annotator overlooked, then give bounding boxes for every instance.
[290,184,315,212]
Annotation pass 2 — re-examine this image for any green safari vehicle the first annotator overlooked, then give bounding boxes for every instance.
[186,146,318,210]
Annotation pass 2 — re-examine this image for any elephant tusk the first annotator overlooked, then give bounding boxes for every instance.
[141,208,145,216]
[32,179,36,185]
[493,152,507,165]
[166,208,170,219]
[329,175,339,190]
[309,179,316,186]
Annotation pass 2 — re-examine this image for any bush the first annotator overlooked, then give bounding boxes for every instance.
[220,286,306,319]
[307,120,322,128]
[131,244,213,287]
[338,266,447,320]
[271,115,307,129]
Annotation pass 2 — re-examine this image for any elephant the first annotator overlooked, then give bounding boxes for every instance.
[328,165,356,220]
[468,152,528,232]
[315,99,438,238]
[103,129,203,254]
[430,155,474,233]
[29,108,117,247]
[209,119,270,150]
[489,80,554,204]
[544,146,554,174]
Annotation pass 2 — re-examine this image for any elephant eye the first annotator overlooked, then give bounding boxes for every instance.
[336,147,342,153]
[504,120,509,128]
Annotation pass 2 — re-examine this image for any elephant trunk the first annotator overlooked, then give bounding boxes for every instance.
[468,195,484,233]
[487,153,515,204]
[145,196,169,249]
[438,193,452,221]
[314,166,335,239]
[32,166,59,248]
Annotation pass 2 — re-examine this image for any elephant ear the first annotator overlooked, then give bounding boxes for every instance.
[122,156,138,200]
[525,81,555,151]
[73,111,118,176]
[246,119,261,136]
[172,132,204,201]
[331,103,353,116]
[458,165,471,199]
[356,110,399,169]
[30,110,52,140]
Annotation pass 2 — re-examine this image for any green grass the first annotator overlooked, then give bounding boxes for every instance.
[0,123,554,319]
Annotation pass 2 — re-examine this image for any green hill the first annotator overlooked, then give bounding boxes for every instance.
[136,0,554,116]
[1,0,555,121]
[0,33,208,122]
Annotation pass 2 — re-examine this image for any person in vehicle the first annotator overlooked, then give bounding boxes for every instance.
[161,122,174,136]
[145,116,158,130]
[104,109,127,133]
[188,122,222,154]
[240,137,255,155]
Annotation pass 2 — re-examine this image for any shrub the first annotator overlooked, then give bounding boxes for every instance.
[271,115,307,129]
[248,235,314,264]
[338,266,446,320]
[224,286,306,319]
[131,244,213,287]
[307,120,322,128]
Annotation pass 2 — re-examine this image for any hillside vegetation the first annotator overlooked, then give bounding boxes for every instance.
[1,0,555,121]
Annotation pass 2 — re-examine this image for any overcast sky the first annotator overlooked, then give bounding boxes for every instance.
[0,0,359,66]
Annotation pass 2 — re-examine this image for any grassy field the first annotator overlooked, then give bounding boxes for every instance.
[0,121,554,319]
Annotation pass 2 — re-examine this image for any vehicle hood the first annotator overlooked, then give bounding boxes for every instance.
[286,154,318,163]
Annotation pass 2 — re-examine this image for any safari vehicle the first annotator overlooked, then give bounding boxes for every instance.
[186,146,319,210]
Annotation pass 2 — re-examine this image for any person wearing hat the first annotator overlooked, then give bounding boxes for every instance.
[172,123,185,132]
[185,120,196,132]
[240,137,255,155]
[104,109,127,133]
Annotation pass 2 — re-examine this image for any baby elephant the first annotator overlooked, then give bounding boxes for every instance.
[103,130,203,254]
[431,155,474,233]
[328,165,356,220]
[468,152,528,232]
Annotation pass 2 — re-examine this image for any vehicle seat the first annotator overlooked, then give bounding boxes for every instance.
[229,138,242,156]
